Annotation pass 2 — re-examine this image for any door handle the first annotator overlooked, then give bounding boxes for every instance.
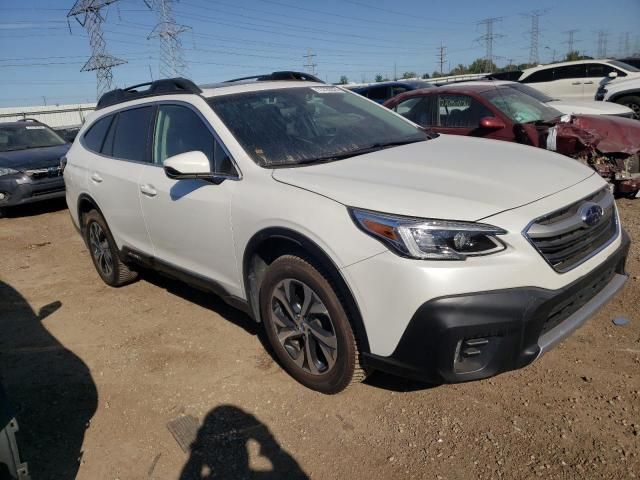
[90,173,103,183]
[583,81,594,84]
[140,184,157,197]
[571,82,582,85]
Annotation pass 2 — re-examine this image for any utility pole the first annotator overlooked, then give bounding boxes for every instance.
[476,17,504,73]
[620,31,630,57]
[145,0,190,78]
[436,43,446,75]
[564,29,579,56]
[596,30,608,58]
[522,10,546,65]
[303,48,317,75]
[68,0,127,99]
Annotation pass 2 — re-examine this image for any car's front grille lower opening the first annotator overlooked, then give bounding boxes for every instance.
[540,264,616,336]
[525,188,618,273]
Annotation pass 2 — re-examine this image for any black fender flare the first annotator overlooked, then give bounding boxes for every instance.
[242,227,370,354]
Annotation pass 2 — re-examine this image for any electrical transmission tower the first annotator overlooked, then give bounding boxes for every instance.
[436,43,446,74]
[596,30,608,58]
[68,0,126,99]
[145,0,190,78]
[564,29,579,56]
[303,48,317,75]
[523,10,546,65]
[476,17,503,72]
[619,32,630,57]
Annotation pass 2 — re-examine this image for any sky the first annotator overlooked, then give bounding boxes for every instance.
[0,0,638,107]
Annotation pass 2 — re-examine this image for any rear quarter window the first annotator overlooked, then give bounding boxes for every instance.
[83,115,113,153]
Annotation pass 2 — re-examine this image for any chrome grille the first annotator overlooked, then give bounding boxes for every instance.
[524,188,618,273]
[25,166,62,179]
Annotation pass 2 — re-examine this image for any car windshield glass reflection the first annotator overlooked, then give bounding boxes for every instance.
[208,86,427,167]
[0,125,67,152]
[481,88,562,124]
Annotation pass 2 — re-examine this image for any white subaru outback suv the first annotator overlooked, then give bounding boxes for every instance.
[63,73,630,394]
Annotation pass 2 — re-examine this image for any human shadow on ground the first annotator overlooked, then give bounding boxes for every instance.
[0,281,98,479]
[179,405,308,480]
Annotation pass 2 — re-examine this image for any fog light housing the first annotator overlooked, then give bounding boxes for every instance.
[0,192,7,201]
[453,336,501,374]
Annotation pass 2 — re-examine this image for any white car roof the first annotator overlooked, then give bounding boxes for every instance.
[521,59,625,76]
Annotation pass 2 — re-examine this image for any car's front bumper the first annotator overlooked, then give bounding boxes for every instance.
[361,229,630,384]
[0,173,65,207]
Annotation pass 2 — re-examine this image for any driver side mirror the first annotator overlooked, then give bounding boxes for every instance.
[164,151,227,184]
[608,71,618,79]
[479,116,506,130]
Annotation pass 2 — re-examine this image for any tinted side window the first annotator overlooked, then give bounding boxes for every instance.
[438,94,493,128]
[153,104,235,174]
[367,86,390,102]
[112,106,155,162]
[585,63,627,78]
[391,86,409,97]
[553,64,586,80]
[521,68,553,83]
[83,115,113,153]
[394,97,437,126]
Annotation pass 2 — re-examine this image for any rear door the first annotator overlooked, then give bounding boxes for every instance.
[137,102,241,293]
[84,106,155,253]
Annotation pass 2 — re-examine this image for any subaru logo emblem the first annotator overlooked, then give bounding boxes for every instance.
[579,202,604,227]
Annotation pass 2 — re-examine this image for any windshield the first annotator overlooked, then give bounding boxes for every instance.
[480,87,562,124]
[0,124,66,152]
[609,60,640,72]
[506,83,556,102]
[207,86,427,167]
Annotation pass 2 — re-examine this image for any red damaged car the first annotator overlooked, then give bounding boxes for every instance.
[383,83,640,197]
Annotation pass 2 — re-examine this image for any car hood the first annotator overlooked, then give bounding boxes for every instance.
[272,135,594,221]
[548,99,633,116]
[550,114,640,156]
[0,144,70,171]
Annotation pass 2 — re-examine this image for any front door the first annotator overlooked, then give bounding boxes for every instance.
[138,103,242,295]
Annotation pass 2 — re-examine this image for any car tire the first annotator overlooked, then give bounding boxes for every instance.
[260,255,365,394]
[84,210,138,287]
[616,95,640,119]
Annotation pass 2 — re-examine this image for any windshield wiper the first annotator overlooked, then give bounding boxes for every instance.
[292,139,427,166]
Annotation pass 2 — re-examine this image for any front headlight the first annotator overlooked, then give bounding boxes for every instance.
[0,167,18,177]
[350,208,507,260]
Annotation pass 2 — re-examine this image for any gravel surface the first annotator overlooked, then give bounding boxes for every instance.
[0,197,638,480]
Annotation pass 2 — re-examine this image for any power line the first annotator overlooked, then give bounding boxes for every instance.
[436,43,446,74]
[564,29,579,56]
[522,9,546,65]
[596,30,609,58]
[67,0,127,99]
[303,48,317,75]
[145,0,191,78]
[476,17,504,72]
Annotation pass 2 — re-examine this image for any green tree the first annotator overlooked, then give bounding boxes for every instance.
[468,58,496,73]
[449,63,468,76]
[375,74,384,82]
[402,71,417,79]
[565,50,592,61]
[421,73,430,79]
[339,75,349,85]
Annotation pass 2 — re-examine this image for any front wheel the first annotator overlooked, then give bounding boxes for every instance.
[616,95,640,119]
[260,255,365,394]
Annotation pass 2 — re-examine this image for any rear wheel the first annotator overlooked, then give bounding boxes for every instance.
[84,210,138,287]
[616,95,640,119]
[260,255,365,394]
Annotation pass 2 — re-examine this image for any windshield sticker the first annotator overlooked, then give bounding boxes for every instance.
[311,87,342,94]
[25,126,46,129]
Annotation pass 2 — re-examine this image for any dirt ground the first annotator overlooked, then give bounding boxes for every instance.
[0,197,638,480]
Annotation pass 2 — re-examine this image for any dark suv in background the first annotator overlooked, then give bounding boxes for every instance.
[346,80,433,103]
[0,120,69,208]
